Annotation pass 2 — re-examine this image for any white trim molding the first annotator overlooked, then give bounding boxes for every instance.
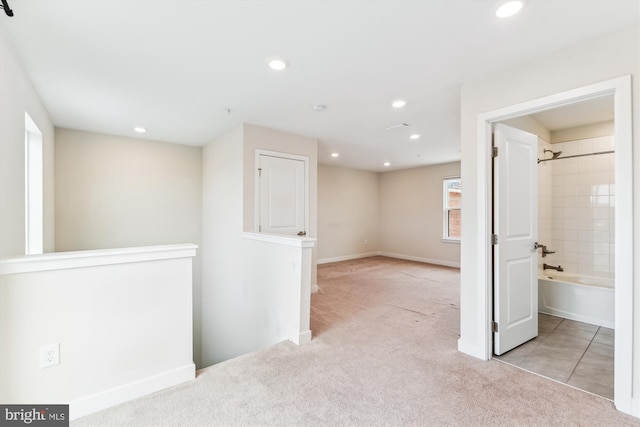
[377,252,460,268]
[317,252,379,265]
[70,364,195,420]
[0,244,198,275]
[318,251,460,269]
[242,232,316,248]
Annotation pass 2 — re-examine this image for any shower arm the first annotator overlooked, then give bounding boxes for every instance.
[537,150,614,164]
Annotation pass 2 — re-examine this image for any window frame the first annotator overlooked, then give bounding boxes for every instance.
[25,112,43,255]
[442,176,461,243]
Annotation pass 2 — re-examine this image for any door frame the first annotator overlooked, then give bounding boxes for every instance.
[254,149,310,235]
[476,76,633,414]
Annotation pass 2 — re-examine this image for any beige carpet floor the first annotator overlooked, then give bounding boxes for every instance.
[73,256,640,426]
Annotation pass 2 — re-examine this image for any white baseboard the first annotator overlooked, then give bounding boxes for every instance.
[70,363,195,420]
[377,252,460,268]
[293,330,312,345]
[317,252,379,265]
[317,251,460,268]
[457,339,489,361]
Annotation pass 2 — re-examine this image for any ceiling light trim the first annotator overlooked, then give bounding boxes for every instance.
[266,56,288,71]
[496,1,525,18]
[391,99,407,109]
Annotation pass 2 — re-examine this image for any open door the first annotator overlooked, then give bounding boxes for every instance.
[493,123,538,355]
[257,153,307,236]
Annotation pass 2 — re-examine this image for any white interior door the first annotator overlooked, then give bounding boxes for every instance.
[258,154,306,236]
[493,123,538,356]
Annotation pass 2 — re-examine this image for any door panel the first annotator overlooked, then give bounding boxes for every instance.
[493,123,538,355]
[258,154,306,236]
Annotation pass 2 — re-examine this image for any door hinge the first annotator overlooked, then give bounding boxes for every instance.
[259,225,262,232]
[492,321,499,333]
[258,168,262,177]
[491,234,498,245]
[492,146,498,158]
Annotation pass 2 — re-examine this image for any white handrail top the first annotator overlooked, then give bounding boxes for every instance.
[0,244,198,275]
[242,232,316,248]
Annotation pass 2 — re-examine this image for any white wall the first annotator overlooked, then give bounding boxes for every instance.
[0,245,196,420]
[0,27,55,257]
[55,128,204,367]
[317,165,379,262]
[460,24,639,358]
[459,25,639,413]
[378,162,461,267]
[201,124,245,366]
[201,123,318,366]
[55,128,202,251]
[241,233,314,346]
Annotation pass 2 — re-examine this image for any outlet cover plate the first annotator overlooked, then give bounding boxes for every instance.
[40,343,60,368]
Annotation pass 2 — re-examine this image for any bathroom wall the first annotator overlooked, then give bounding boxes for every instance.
[544,134,615,279]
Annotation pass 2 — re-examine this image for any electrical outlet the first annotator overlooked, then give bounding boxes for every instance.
[364,239,369,246]
[40,343,60,368]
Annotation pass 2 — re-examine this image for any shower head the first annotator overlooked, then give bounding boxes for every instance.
[544,149,563,159]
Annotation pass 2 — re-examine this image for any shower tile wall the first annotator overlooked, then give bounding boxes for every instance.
[541,135,615,279]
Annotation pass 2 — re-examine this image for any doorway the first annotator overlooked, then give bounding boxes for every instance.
[492,102,616,399]
[477,76,633,413]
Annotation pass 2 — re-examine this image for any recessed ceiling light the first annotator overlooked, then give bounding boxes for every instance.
[409,134,421,140]
[134,127,147,133]
[496,1,524,18]
[383,162,391,167]
[391,99,407,109]
[266,56,288,71]
[331,153,339,158]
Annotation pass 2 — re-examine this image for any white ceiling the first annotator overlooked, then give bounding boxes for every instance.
[2,1,638,171]
[531,95,615,131]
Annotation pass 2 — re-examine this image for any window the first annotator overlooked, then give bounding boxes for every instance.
[25,112,43,255]
[443,177,461,241]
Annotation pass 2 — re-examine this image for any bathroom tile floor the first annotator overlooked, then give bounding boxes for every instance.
[494,313,614,400]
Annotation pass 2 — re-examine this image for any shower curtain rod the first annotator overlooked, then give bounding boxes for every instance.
[537,150,614,164]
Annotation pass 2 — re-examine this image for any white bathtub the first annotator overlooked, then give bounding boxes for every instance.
[538,270,614,328]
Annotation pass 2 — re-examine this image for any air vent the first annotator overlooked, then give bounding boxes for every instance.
[384,123,409,131]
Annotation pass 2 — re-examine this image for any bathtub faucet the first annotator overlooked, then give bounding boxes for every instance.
[543,263,564,272]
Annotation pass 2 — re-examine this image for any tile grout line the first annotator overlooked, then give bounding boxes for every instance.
[566,326,600,383]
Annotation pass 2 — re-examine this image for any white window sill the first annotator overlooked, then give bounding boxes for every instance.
[442,238,461,244]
